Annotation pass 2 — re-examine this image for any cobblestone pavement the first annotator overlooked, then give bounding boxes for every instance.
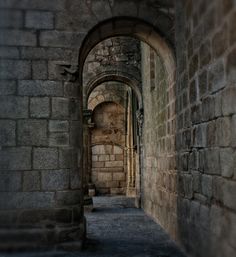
[0,197,187,257]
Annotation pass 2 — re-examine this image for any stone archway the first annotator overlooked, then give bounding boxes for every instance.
[79,16,176,238]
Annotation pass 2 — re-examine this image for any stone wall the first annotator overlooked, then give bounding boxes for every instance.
[141,43,177,239]
[83,36,141,95]
[174,1,236,256]
[90,96,127,195]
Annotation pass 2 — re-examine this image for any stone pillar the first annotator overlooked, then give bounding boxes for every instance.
[0,61,85,250]
[135,108,144,207]
[82,109,94,194]
[126,90,136,197]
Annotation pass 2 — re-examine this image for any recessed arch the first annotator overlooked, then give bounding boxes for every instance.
[79,17,176,86]
[85,71,143,110]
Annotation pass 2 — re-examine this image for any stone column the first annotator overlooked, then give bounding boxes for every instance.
[0,61,85,250]
[82,109,94,194]
[135,108,144,207]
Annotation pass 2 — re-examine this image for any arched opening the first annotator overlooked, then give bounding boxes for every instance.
[80,16,177,238]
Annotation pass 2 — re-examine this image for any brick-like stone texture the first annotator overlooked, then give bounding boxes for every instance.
[33,148,58,169]
[30,97,50,118]
[17,120,47,146]
[25,11,54,29]
[0,120,15,146]
[41,170,69,191]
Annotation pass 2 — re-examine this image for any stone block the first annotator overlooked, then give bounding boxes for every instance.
[70,170,80,189]
[192,124,207,148]
[0,171,21,191]
[32,60,48,80]
[49,132,69,146]
[201,174,213,199]
[97,172,112,182]
[0,80,16,95]
[207,120,217,147]
[51,98,69,119]
[198,70,207,98]
[231,115,236,147]
[202,96,215,121]
[208,60,225,93]
[0,60,31,79]
[0,120,15,146]
[92,162,104,168]
[18,80,63,96]
[216,117,231,147]
[105,161,123,167]
[49,120,69,132]
[222,180,236,211]
[40,31,85,48]
[0,0,66,11]
[33,147,58,169]
[0,30,36,46]
[113,146,123,154]
[222,87,236,116]
[17,120,47,146]
[220,148,235,178]
[0,147,31,170]
[113,172,125,181]
[21,47,73,61]
[212,24,227,58]
[199,40,211,67]
[59,148,76,169]
[192,171,201,193]
[0,96,28,119]
[0,47,19,59]
[115,155,123,161]
[226,48,236,83]
[0,192,55,209]
[23,171,41,191]
[92,155,98,162]
[56,190,81,206]
[64,82,78,97]
[0,10,23,28]
[30,97,50,118]
[98,155,109,161]
[25,11,54,29]
[41,169,69,191]
[229,10,236,45]
[205,148,220,175]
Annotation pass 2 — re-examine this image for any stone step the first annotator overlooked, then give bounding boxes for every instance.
[92,196,136,209]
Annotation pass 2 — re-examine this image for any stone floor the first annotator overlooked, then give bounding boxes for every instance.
[0,197,187,257]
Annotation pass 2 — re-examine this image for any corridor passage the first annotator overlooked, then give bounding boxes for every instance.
[0,197,186,257]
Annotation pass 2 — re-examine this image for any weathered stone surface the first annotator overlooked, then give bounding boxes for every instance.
[208,60,225,93]
[0,0,66,10]
[226,48,236,83]
[41,170,69,191]
[0,120,15,146]
[51,98,69,119]
[0,30,37,46]
[32,61,48,80]
[40,31,85,48]
[23,171,41,191]
[0,171,21,191]
[0,147,31,170]
[17,120,47,146]
[0,10,23,28]
[25,11,54,29]
[0,80,16,95]
[201,175,212,199]
[0,192,55,209]
[20,47,73,60]
[222,180,236,211]
[49,132,69,146]
[0,60,31,79]
[220,148,235,178]
[30,97,50,118]
[0,96,28,119]
[18,80,63,96]
[49,120,69,132]
[222,87,236,115]
[0,47,19,59]
[56,190,80,206]
[33,148,58,169]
